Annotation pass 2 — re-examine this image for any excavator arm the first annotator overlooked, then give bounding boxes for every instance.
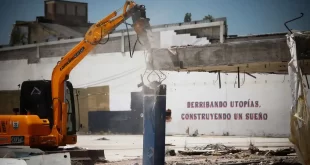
[50,0,151,145]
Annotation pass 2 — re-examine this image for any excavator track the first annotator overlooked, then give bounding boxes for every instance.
[0,146,106,165]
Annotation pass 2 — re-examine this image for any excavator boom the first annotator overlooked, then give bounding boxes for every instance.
[51,0,151,146]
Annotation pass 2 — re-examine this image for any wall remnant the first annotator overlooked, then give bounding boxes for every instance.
[287,32,310,165]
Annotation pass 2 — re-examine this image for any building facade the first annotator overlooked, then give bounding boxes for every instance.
[0,17,303,137]
[8,0,91,46]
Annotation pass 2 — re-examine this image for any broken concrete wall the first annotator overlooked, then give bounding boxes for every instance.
[175,26,221,41]
[173,18,227,43]
[150,37,291,71]
[149,32,310,74]
[287,32,310,165]
[29,23,60,44]
[294,32,310,60]
[160,30,210,48]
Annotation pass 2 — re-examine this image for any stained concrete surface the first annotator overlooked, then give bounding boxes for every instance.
[149,38,291,72]
[149,32,310,74]
[72,135,292,162]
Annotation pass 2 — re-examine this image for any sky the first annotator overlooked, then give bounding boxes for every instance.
[0,0,309,45]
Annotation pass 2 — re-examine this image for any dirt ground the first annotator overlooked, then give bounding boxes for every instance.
[96,142,300,165]
[99,155,300,165]
[69,135,299,165]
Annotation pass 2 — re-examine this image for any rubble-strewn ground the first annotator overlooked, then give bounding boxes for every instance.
[70,135,298,165]
[100,156,300,165]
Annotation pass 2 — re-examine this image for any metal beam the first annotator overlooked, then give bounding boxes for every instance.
[142,84,166,165]
[218,71,221,89]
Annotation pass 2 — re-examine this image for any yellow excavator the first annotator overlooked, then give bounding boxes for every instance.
[0,0,152,149]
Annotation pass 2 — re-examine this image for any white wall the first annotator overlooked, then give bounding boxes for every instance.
[164,72,295,137]
[1,53,308,136]
[0,51,146,110]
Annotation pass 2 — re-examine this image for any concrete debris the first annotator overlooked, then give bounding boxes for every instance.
[249,142,259,154]
[97,137,109,140]
[185,128,199,137]
[165,149,176,156]
[63,146,88,150]
[191,130,199,137]
[179,144,241,156]
[0,158,27,165]
[267,147,296,156]
[21,152,71,165]
[163,156,301,165]
[190,143,235,151]
[101,154,301,165]
[0,153,71,165]
[178,143,296,159]
[171,44,194,49]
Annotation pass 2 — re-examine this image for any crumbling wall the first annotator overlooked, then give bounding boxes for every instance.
[149,37,291,71]
[287,32,310,165]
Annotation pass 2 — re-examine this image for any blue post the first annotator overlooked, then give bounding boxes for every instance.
[142,84,166,165]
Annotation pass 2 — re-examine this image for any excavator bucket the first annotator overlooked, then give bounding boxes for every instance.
[131,5,154,50]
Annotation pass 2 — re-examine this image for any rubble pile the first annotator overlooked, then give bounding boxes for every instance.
[104,143,299,165]
[171,143,300,165]
[191,143,233,151]
[166,149,177,156]
[97,137,109,140]
[179,143,241,156]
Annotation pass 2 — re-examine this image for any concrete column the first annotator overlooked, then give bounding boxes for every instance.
[142,84,167,165]
[28,44,40,64]
[220,21,225,43]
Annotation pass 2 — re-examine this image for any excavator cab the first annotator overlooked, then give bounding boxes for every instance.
[17,80,77,136]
